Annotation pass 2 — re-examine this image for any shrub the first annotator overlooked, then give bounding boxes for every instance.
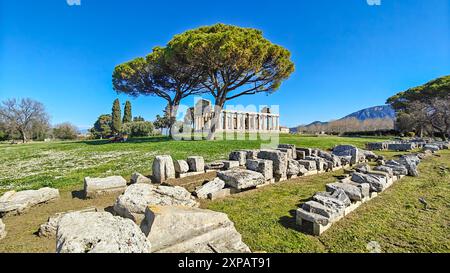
[53,123,78,140]
[121,121,154,137]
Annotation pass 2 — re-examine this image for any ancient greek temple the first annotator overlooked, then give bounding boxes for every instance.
[190,99,280,133]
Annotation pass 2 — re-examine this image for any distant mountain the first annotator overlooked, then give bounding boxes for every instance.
[291,105,396,132]
[342,105,396,121]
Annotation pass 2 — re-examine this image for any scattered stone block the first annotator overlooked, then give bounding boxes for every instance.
[287,159,307,177]
[296,150,306,160]
[218,169,265,190]
[114,184,198,223]
[373,165,394,177]
[257,149,288,181]
[83,176,127,199]
[384,160,409,176]
[38,207,98,238]
[0,187,60,217]
[152,155,176,183]
[194,178,226,199]
[56,212,150,253]
[398,155,420,177]
[222,160,240,170]
[141,206,251,253]
[423,144,440,153]
[387,143,415,151]
[208,188,232,200]
[130,172,152,184]
[277,148,294,160]
[366,142,388,151]
[297,160,317,171]
[245,150,260,160]
[174,160,189,174]
[332,145,364,165]
[229,151,248,166]
[351,173,387,192]
[302,201,341,221]
[278,144,297,159]
[187,156,205,172]
[297,148,312,157]
[305,156,328,172]
[326,182,368,201]
[296,209,330,235]
[205,161,225,172]
[246,159,274,181]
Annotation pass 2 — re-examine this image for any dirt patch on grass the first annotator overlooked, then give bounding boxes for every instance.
[0,186,120,253]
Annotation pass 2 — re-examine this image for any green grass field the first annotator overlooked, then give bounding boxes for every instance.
[1,135,449,253]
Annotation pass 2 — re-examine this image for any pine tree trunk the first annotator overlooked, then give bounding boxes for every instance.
[207,100,225,141]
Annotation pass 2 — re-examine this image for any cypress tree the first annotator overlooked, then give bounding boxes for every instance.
[123,100,132,123]
[111,99,122,135]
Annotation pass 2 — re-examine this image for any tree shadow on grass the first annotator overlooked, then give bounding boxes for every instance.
[71,190,85,200]
[278,198,313,232]
[278,209,302,232]
[79,136,172,146]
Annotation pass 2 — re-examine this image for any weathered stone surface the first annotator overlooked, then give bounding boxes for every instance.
[114,184,199,223]
[305,156,327,171]
[373,165,394,177]
[297,160,317,171]
[314,189,351,208]
[423,144,440,153]
[174,160,189,174]
[363,150,380,161]
[56,212,150,253]
[208,188,232,200]
[217,169,265,190]
[205,161,225,171]
[130,172,152,184]
[351,172,387,192]
[141,206,251,253]
[312,191,351,216]
[277,148,294,160]
[194,178,225,199]
[296,148,312,157]
[296,208,329,226]
[0,218,6,240]
[257,149,288,179]
[222,160,240,170]
[246,159,273,181]
[332,145,364,165]
[187,156,205,172]
[387,143,415,151]
[152,155,176,183]
[296,150,306,160]
[84,176,127,198]
[278,144,297,159]
[398,155,420,177]
[0,187,60,216]
[245,150,260,160]
[354,164,371,174]
[326,182,367,201]
[318,150,342,168]
[339,156,352,166]
[302,201,338,220]
[229,151,247,166]
[385,160,409,176]
[38,207,98,238]
[366,142,388,151]
[287,159,308,176]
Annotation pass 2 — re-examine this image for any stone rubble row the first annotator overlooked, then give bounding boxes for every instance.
[295,143,447,236]
[366,139,450,152]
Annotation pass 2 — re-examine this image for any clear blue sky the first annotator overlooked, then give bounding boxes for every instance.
[0,0,449,129]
